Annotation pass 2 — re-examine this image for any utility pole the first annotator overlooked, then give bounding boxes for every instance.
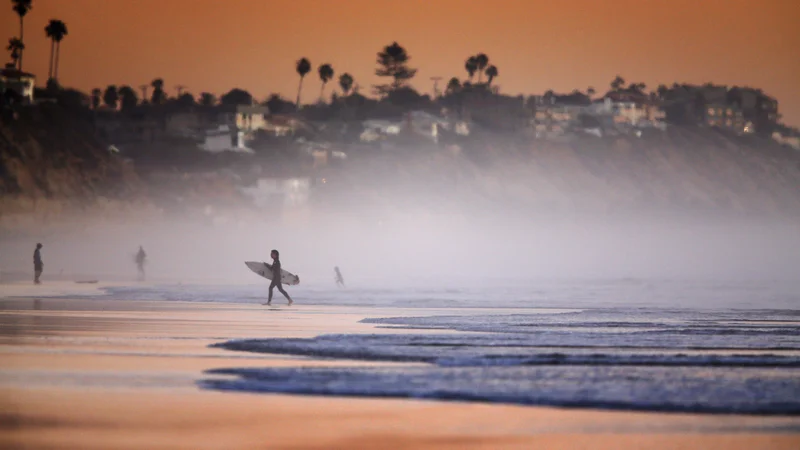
[430,77,442,99]
[175,85,186,97]
[139,85,149,103]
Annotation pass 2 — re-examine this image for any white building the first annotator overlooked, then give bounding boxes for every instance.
[0,65,35,103]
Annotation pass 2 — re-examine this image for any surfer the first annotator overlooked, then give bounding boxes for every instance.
[135,246,147,281]
[266,249,293,306]
[33,243,43,285]
[334,266,345,288]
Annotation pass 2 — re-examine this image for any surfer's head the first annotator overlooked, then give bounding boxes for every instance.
[271,249,279,260]
[36,243,42,249]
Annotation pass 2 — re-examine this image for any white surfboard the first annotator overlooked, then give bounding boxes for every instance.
[245,261,300,286]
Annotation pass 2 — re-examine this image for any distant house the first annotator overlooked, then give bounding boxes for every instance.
[0,65,35,104]
[704,103,753,134]
[219,105,269,133]
[198,124,254,153]
[594,92,666,130]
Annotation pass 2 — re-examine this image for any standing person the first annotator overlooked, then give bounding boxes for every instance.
[135,246,147,281]
[334,266,345,288]
[33,243,43,285]
[265,249,293,306]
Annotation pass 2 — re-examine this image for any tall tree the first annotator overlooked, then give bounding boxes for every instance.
[44,19,68,82]
[317,63,334,101]
[220,88,253,106]
[657,84,669,101]
[150,78,166,105]
[485,65,498,85]
[446,77,461,95]
[118,85,138,111]
[465,56,478,82]
[610,75,625,91]
[103,85,119,109]
[11,0,31,70]
[338,73,354,96]
[295,57,311,108]
[90,88,102,110]
[176,92,195,108]
[6,37,24,68]
[374,42,417,96]
[199,92,216,107]
[475,53,489,83]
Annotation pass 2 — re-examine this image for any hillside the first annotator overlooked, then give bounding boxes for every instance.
[1,105,800,239]
[0,105,150,233]
[314,127,800,219]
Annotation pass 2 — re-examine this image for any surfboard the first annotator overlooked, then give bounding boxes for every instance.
[245,261,300,286]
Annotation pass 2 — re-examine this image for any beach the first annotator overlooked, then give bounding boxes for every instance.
[0,285,798,449]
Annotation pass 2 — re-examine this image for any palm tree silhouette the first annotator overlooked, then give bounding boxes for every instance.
[465,56,478,82]
[475,54,489,83]
[44,19,68,82]
[11,0,32,70]
[6,38,24,68]
[295,57,311,108]
[338,73,354,96]
[485,65,498,85]
[151,78,166,105]
[317,63,334,101]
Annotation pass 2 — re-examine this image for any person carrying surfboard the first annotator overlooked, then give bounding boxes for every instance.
[266,249,293,306]
[334,266,345,288]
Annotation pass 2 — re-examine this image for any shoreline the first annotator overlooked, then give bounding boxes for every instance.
[1,297,799,449]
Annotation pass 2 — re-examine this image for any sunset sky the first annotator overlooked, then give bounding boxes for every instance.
[3,0,799,126]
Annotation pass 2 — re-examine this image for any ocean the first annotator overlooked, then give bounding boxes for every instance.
[64,278,800,414]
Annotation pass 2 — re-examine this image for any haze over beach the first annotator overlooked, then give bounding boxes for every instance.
[1,0,800,449]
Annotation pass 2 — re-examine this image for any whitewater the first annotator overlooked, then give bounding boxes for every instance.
[40,276,800,415]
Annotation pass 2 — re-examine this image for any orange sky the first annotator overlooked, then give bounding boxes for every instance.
[3,0,799,125]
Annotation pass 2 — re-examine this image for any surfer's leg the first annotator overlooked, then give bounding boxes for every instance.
[268,280,277,304]
[277,283,293,304]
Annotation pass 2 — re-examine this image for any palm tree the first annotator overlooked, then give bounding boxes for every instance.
[317,63,334,101]
[485,65,498,85]
[338,73,354,96]
[295,57,311,108]
[475,53,489,83]
[199,92,216,107]
[11,0,32,70]
[150,78,166,105]
[6,37,24,68]
[465,56,478,82]
[44,19,68,82]
[587,87,596,98]
[91,88,102,109]
[175,85,186,97]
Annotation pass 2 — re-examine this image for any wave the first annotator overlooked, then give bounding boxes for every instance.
[200,365,800,415]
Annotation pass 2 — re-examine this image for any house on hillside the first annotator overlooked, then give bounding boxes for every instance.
[0,65,35,104]
[594,92,666,130]
[704,103,753,134]
[219,105,269,132]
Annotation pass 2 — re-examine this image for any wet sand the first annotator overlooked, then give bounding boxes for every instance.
[0,293,798,449]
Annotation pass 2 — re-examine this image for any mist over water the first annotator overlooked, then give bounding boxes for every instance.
[2,205,799,303]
